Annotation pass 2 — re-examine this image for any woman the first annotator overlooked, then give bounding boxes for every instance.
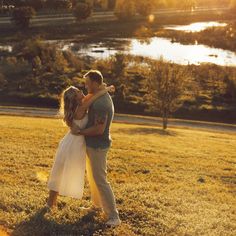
[47,84,115,208]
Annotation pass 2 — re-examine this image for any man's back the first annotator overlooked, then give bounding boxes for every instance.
[85,93,114,149]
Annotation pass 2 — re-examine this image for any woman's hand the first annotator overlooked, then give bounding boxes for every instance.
[106,85,115,93]
[99,83,107,90]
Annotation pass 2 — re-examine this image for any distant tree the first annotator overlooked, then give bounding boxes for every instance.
[145,60,192,129]
[73,2,92,21]
[108,0,116,9]
[11,7,36,29]
[0,73,7,90]
[56,0,72,10]
[135,0,155,17]
[100,0,109,10]
[230,0,236,12]
[180,0,196,10]
[111,54,128,102]
[225,73,236,102]
[115,0,136,20]
[45,0,72,10]
[29,0,44,11]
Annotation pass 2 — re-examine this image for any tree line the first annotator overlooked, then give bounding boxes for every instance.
[1,38,236,128]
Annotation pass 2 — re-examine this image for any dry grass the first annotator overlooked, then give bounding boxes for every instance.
[0,115,236,236]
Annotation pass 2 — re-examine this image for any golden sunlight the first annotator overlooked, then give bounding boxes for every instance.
[36,171,48,183]
[148,14,155,23]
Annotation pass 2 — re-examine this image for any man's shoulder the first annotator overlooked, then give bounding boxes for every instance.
[93,93,113,108]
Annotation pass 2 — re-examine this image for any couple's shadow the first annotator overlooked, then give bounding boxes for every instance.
[12,207,107,236]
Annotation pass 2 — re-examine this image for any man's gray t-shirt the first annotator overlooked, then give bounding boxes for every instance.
[85,93,114,149]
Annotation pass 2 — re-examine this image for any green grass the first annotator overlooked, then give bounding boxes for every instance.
[0,115,236,236]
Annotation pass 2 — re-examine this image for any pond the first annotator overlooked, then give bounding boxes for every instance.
[60,37,236,67]
[1,33,236,67]
[0,45,12,52]
[164,21,227,32]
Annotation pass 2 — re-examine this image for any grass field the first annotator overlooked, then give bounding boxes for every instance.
[0,115,236,236]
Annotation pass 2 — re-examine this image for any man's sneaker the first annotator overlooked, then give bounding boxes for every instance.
[105,218,121,226]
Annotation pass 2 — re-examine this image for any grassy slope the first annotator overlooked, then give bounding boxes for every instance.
[0,116,236,236]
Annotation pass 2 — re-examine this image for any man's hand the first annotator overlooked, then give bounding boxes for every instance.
[70,123,81,136]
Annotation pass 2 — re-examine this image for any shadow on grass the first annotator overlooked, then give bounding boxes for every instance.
[120,127,177,136]
[12,207,107,236]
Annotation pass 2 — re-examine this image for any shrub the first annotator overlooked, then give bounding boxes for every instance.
[73,2,92,21]
[135,0,154,17]
[11,7,36,29]
[114,0,136,20]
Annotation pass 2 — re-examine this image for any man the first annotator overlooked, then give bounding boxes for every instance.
[71,70,121,226]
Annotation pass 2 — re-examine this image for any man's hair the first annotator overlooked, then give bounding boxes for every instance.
[84,70,103,85]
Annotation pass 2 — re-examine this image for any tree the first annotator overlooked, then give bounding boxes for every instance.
[145,60,192,129]
[135,0,154,17]
[55,0,72,10]
[11,7,35,29]
[45,0,72,10]
[230,0,236,12]
[180,0,196,10]
[73,2,92,21]
[28,0,44,11]
[114,0,136,20]
[0,72,7,90]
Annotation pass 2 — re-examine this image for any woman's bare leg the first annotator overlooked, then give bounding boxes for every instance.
[47,190,58,208]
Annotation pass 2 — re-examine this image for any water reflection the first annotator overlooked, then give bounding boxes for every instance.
[129,37,236,66]
[65,37,236,67]
[165,21,227,32]
[0,45,12,52]
[1,35,236,67]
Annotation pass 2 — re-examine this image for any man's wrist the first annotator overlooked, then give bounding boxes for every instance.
[79,129,85,135]
[71,128,81,135]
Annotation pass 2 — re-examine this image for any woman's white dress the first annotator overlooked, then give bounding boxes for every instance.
[47,115,88,199]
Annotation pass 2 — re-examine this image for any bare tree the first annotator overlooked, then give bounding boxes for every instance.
[11,7,36,29]
[73,2,92,22]
[145,60,193,129]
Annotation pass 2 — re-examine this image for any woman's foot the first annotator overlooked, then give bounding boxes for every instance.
[46,198,57,209]
[46,190,58,209]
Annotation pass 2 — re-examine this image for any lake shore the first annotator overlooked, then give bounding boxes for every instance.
[0,10,234,44]
[1,11,236,124]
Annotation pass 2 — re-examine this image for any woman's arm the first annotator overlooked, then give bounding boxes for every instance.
[82,85,115,110]
[74,85,115,120]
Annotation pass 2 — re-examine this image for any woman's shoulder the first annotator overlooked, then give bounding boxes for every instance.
[83,94,93,103]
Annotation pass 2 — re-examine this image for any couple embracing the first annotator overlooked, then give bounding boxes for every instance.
[46,70,121,227]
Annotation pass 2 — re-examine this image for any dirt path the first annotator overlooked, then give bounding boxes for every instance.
[0,106,235,133]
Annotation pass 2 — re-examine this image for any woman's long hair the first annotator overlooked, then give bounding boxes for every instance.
[59,86,80,127]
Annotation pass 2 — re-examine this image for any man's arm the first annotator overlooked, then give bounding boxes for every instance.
[71,112,108,136]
